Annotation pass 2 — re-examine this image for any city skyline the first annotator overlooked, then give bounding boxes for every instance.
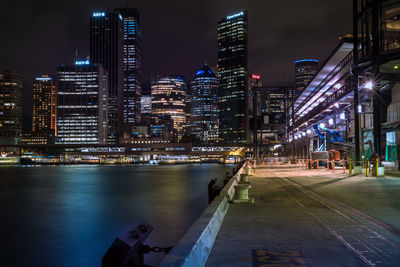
[0,0,352,130]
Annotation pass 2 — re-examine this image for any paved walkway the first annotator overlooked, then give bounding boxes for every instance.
[206,166,400,267]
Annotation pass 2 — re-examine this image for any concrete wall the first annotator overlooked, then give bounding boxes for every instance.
[159,165,243,267]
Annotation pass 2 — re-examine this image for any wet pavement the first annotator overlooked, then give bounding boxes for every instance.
[206,166,400,267]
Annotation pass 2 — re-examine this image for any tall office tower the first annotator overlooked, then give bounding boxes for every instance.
[115,8,142,133]
[0,71,23,144]
[217,11,248,144]
[191,65,219,143]
[56,60,108,144]
[151,75,186,140]
[32,75,57,137]
[294,59,318,96]
[90,10,124,144]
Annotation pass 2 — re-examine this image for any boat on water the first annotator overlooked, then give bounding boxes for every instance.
[149,159,159,165]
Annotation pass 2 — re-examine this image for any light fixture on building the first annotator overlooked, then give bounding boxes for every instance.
[340,112,345,120]
[329,118,334,125]
[320,123,325,128]
[306,129,311,134]
[364,81,373,90]
[358,104,362,113]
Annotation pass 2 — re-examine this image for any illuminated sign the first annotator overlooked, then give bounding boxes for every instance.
[75,60,90,65]
[119,14,123,21]
[35,77,52,81]
[294,59,319,64]
[93,12,105,17]
[226,11,244,20]
[251,74,261,80]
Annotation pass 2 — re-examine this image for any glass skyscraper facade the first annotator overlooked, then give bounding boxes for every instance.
[294,59,319,96]
[191,65,219,143]
[56,61,108,144]
[116,8,142,131]
[151,75,186,139]
[140,95,151,114]
[217,11,248,144]
[90,10,124,144]
[0,71,22,144]
[32,75,57,138]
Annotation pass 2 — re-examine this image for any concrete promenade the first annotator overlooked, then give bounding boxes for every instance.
[206,166,400,266]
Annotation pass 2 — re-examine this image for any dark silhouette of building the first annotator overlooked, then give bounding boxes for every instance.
[217,11,248,144]
[0,71,23,144]
[90,10,124,144]
[294,59,319,96]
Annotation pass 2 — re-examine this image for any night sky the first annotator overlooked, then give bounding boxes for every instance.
[0,0,352,130]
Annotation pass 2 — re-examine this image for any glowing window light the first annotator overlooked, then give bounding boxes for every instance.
[358,105,362,113]
[340,113,345,120]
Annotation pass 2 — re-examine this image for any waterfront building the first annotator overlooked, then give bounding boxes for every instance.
[151,75,186,140]
[217,11,248,144]
[0,71,23,144]
[56,60,108,144]
[287,38,354,160]
[90,10,124,144]
[115,8,142,133]
[190,65,219,143]
[294,59,319,96]
[255,86,292,146]
[32,75,57,141]
[352,0,400,162]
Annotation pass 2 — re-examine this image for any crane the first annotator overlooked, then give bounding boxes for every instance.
[313,124,344,151]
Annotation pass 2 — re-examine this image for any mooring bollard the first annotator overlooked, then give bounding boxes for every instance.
[366,161,370,177]
[244,165,252,176]
[349,159,352,175]
[342,160,346,173]
[233,173,254,204]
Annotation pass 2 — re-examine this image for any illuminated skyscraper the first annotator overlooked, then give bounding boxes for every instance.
[217,11,248,143]
[191,65,219,143]
[0,71,22,144]
[32,75,57,137]
[56,60,108,144]
[90,10,124,144]
[115,8,142,131]
[151,75,186,139]
[294,59,319,96]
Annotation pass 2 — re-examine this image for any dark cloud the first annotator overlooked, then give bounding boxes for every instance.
[0,0,352,130]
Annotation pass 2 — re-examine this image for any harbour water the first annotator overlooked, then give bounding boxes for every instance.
[0,164,232,266]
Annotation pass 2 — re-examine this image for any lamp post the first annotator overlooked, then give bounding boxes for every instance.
[251,74,261,163]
